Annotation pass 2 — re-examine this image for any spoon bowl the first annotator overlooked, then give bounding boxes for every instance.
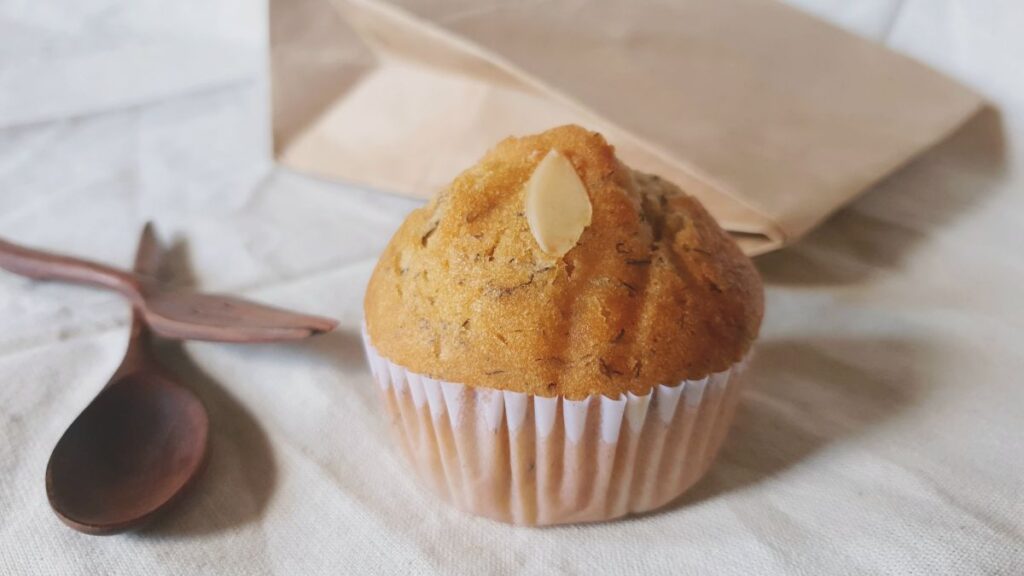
[46,369,208,534]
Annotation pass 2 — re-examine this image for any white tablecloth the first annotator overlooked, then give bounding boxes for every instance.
[1,1,1022,574]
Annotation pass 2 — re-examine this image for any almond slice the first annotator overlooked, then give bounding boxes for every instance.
[524,150,592,257]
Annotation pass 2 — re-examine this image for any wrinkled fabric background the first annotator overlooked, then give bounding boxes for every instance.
[1,1,1022,574]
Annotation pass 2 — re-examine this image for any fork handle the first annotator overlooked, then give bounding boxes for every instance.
[0,237,142,300]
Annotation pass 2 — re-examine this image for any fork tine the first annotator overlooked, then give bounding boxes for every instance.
[215,294,337,332]
[228,302,338,332]
[145,313,317,342]
[145,290,337,341]
[199,296,337,332]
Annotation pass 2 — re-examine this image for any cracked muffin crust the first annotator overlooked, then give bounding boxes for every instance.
[364,125,763,399]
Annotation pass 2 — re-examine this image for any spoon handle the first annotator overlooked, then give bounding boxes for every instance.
[0,237,142,300]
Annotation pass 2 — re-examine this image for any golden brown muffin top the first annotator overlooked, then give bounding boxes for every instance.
[364,125,763,399]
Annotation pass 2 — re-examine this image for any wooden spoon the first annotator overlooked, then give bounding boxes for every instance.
[46,224,210,534]
[0,233,336,342]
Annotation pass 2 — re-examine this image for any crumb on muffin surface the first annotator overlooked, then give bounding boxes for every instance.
[364,125,763,399]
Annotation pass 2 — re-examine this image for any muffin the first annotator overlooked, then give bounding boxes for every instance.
[363,125,763,525]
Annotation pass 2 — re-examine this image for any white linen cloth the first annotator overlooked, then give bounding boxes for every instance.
[1,1,1022,574]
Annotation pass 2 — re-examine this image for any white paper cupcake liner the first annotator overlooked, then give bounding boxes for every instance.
[362,330,748,526]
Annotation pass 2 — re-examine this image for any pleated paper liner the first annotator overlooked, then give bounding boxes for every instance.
[362,331,748,526]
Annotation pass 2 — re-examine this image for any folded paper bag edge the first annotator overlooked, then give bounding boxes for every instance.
[278,0,787,253]
[333,0,788,246]
[272,0,983,256]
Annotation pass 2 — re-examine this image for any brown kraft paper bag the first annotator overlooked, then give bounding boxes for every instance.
[270,0,982,255]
